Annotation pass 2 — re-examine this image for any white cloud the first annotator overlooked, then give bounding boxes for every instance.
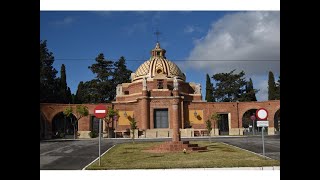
[184,25,203,33]
[51,16,75,25]
[186,11,280,76]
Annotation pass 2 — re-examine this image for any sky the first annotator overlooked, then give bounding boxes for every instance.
[40,11,280,101]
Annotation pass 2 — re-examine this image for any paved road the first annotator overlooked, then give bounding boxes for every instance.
[40,139,114,170]
[208,135,280,160]
[40,135,279,170]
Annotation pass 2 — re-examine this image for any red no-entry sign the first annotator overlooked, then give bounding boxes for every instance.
[256,108,268,120]
[94,104,107,119]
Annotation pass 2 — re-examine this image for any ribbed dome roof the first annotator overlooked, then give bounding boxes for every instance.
[132,42,186,81]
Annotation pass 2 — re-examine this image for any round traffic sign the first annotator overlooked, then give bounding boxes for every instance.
[256,108,268,120]
[94,104,107,119]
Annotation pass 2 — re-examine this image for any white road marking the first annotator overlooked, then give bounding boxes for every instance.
[82,144,116,170]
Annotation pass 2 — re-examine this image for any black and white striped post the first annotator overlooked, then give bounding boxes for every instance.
[94,105,107,166]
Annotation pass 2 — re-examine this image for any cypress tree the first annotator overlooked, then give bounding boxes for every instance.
[268,71,277,100]
[205,74,215,102]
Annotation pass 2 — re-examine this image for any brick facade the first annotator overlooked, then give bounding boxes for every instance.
[40,43,280,139]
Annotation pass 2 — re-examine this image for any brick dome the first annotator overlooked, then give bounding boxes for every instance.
[132,42,186,82]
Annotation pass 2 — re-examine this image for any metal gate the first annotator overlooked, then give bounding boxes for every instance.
[154,109,168,128]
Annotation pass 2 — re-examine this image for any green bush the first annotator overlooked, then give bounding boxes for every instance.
[59,132,65,138]
[89,131,98,138]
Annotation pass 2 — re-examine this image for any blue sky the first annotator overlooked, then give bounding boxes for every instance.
[40,11,280,101]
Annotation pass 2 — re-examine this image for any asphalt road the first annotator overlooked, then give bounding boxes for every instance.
[40,139,114,170]
[40,135,280,170]
[205,135,280,160]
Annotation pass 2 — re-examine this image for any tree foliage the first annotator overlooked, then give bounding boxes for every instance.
[212,69,258,102]
[103,107,119,138]
[112,56,133,98]
[210,113,221,136]
[40,40,58,102]
[74,80,101,103]
[75,54,132,103]
[275,76,280,100]
[87,53,114,102]
[129,117,138,143]
[58,64,72,103]
[268,71,278,100]
[241,78,258,101]
[205,74,215,102]
[40,40,73,103]
[205,119,212,142]
[63,105,89,139]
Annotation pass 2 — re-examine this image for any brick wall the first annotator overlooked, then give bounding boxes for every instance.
[41,100,280,138]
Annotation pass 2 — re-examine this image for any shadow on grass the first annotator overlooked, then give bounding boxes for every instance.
[206,144,222,148]
[146,155,164,158]
[197,150,209,153]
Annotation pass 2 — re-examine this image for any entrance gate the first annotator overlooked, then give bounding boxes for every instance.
[154,109,168,128]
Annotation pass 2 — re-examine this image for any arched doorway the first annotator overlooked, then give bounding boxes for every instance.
[274,109,280,134]
[217,113,229,135]
[51,112,77,139]
[242,109,258,135]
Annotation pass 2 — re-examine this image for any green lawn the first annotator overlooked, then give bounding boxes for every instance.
[86,141,280,170]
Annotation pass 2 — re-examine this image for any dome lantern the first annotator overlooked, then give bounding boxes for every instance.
[132,42,186,82]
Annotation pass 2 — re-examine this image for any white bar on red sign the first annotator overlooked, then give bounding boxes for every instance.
[95,110,106,113]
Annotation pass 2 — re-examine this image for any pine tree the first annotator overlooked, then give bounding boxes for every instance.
[205,74,215,102]
[112,56,132,100]
[268,71,277,100]
[212,69,248,102]
[88,53,114,102]
[243,78,257,101]
[40,40,58,102]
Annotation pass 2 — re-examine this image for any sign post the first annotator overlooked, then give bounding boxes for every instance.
[256,108,268,159]
[94,105,107,166]
[250,114,256,135]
